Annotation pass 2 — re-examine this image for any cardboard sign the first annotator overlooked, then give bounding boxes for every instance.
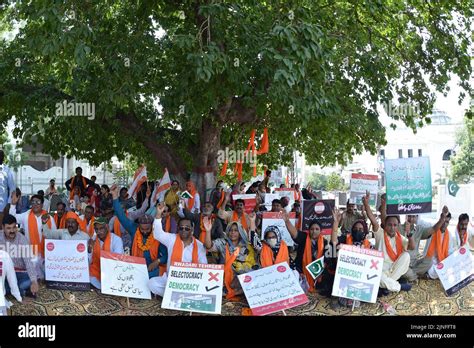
[302,200,335,235]
[264,194,280,210]
[232,194,257,214]
[45,239,90,291]
[305,256,325,280]
[435,246,474,296]
[274,188,296,206]
[350,173,378,206]
[100,251,152,300]
[261,212,296,247]
[332,245,384,303]
[162,262,224,315]
[385,157,432,215]
[238,262,308,316]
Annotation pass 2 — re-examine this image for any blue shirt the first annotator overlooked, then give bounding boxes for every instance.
[0,164,16,211]
[112,199,167,277]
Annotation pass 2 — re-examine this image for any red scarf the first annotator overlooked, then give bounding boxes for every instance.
[384,231,404,262]
[302,233,324,292]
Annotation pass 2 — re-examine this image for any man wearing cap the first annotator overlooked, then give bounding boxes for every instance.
[41,211,90,241]
[88,216,124,289]
[110,185,167,278]
[340,199,365,234]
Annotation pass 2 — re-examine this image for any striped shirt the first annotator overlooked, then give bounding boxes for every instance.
[0,232,37,282]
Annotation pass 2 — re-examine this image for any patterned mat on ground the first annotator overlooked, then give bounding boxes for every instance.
[7,279,473,316]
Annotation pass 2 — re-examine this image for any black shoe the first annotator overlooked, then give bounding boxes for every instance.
[378,288,390,297]
[399,277,408,284]
[400,283,412,292]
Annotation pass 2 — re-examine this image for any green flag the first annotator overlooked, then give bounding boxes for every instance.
[305,256,325,279]
[180,190,193,199]
[447,180,460,197]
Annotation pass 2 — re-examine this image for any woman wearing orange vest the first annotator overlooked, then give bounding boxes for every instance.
[202,215,258,300]
[259,225,290,268]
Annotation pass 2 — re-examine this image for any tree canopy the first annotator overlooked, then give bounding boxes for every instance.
[450,109,473,183]
[0,1,472,190]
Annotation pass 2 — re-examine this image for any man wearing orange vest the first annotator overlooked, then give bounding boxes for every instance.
[178,200,224,243]
[363,191,415,294]
[88,217,124,289]
[9,192,57,279]
[147,203,208,297]
[217,191,252,233]
[65,167,94,199]
[425,211,473,279]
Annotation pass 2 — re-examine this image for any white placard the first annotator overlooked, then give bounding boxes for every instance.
[44,239,90,290]
[435,246,474,296]
[100,251,151,300]
[162,262,224,315]
[238,262,308,316]
[332,245,384,303]
[261,212,296,247]
[349,173,378,206]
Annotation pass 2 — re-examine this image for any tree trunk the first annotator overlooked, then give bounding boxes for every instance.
[190,117,221,202]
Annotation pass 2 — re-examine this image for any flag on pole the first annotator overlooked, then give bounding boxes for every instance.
[127,165,147,200]
[151,168,171,205]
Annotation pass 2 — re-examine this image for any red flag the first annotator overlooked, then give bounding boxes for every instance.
[257,128,269,155]
[220,160,228,176]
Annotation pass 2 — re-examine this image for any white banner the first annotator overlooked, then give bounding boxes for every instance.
[238,262,308,316]
[100,251,151,300]
[435,246,474,296]
[332,245,384,303]
[44,239,90,290]
[162,262,224,315]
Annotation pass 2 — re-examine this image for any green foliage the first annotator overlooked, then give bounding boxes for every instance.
[306,172,328,191]
[326,172,346,192]
[450,111,473,183]
[0,1,472,181]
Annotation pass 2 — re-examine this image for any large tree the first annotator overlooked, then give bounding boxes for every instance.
[0,1,472,196]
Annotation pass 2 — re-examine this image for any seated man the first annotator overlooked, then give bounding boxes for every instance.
[0,248,22,315]
[340,199,365,234]
[110,185,167,278]
[178,200,224,243]
[363,191,415,294]
[0,214,38,298]
[218,193,251,233]
[9,192,57,279]
[42,211,90,241]
[88,217,124,289]
[401,207,449,282]
[108,185,150,249]
[426,212,473,279]
[148,203,207,297]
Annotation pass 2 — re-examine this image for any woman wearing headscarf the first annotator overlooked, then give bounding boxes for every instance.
[164,180,181,217]
[202,214,259,300]
[284,210,334,296]
[330,208,373,308]
[259,225,290,268]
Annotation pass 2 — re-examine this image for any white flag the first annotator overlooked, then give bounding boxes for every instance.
[151,168,171,205]
[127,165,147,200]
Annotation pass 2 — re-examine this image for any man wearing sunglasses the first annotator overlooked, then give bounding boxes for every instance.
[147,203,208,297]
[9,192,57,279]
